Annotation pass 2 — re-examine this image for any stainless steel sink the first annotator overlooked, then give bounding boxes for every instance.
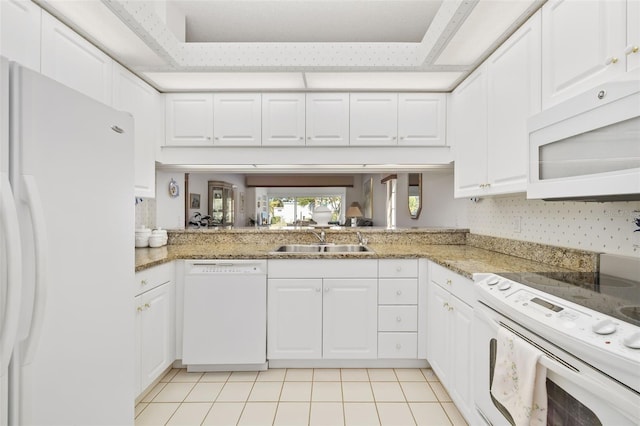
[323,245,371,253]
[273,244,324,253]
[272,244,372,254]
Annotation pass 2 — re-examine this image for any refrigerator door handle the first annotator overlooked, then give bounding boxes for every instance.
[20,175,48,366]
[0,175,22,372]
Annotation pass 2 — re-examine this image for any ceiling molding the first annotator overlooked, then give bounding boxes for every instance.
[416,0,479,66]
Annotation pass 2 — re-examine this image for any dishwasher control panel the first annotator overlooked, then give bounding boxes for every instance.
[186,260,267,275]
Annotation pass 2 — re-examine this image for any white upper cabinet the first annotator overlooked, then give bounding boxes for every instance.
[1,0,41,71]
[213,93,262,146]
[627,0,640,73]
[486,11,541,195]
[112,64,160,198]
[165,93,214,146]
[398,93,446,146]
[350,93,398,145]
[452,65,488,198]
[41,12,113,106]
[454,11,541,198]
[305,93,350,146]
[262,93,306,146]
[541,0,627,108]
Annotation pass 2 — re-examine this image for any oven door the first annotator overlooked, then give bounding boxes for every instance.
[474,303,640,426]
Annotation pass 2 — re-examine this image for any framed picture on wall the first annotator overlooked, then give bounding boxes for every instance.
[190,193,201,209]
[363,177,373,219]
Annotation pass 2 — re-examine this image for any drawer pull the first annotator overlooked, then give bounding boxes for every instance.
[396,343,402,350]
[396,316,402,322]
[396,290,402,296]
[141,279,147,286]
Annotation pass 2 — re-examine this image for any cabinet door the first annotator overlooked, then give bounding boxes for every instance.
[41,12,113,105]
[541,0,626,109]
[426,282,451,386]
[213,93,261,146]
[449,296,474,422]
[628,0,640,73]
[165,93,213,146]
[350,93,398,145]
[134,295,142,396]
[267,279,323,359]
[487,11,541,195]
[323,278,377,359]
[140,282,175,391]
[306,93,349,146]
[1,0,41,71]
[112,64,160,198]
[452,66,488,198]
[262,93,306,146]
[398,93,446,146]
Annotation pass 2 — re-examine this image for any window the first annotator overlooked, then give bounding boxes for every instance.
[265,187,346,225]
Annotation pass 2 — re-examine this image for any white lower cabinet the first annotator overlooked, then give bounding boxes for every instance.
[267,259,378,360]
[322,279,378,359]
[267,278,323,359]
[134,263,176,398]
[426,262,474,422]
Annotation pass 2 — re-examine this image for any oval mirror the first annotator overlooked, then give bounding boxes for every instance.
[408,173,422,219]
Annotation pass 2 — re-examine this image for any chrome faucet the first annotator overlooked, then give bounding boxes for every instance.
[356,232,368,246]
[310,230,326,244]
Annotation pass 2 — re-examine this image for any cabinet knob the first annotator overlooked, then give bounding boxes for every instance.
[443,302,449,309]
[446,279,452,286]
[396,316,402,322]
[136,306,143,312]
[396,266,402,272]
[448,306,454,312]
[299,136,303,140]
[144,303,150,309]
[215,137,219,140]
[624,45,639,55]
[316,287,321,292]
[206,136,211,140]
[307,136,311,140]
[324,287,330,293]
[396,290,402,296]
[392,136,397,140]
[396,343,402,350]
[604,56,619,65]
[141,279,147,286]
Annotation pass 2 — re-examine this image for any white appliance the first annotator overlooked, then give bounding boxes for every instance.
[473,268,640,425]
[182,260,268,371]
[0,57,135,425]
[528,77,640,201]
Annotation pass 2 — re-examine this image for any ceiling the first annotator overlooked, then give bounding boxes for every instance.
[36,0,544,92]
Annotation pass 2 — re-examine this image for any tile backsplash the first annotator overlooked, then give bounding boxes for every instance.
[135,198,157,229]
[466,194,640,256]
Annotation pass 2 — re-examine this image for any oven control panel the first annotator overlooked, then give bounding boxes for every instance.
[476,274,640,357]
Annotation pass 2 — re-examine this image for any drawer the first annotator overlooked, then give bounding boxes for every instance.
[378,333,417,359]
[135,261,175,296]
[379,279,417,305]
[268,259,378,278]
[429,261,474,306]
[378,259,418,278]
[378,306,417,332]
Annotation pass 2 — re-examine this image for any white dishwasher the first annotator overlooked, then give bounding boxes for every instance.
[182,260,268,371]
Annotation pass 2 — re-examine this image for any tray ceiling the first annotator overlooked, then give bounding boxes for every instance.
[36,0,544,91]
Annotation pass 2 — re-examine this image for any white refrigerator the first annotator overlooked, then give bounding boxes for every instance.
[0,57,135,425]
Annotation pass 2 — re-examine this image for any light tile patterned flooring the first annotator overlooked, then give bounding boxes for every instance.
[135,368,468,426]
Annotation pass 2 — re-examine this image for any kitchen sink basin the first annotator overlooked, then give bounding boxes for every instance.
[272,244,372,254]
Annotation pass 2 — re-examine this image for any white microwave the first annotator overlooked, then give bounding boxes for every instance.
[528,78,640,201]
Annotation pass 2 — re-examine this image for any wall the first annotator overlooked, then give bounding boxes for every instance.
[156,171,186,229]
[466,194,640,256]
[135,198,156,229]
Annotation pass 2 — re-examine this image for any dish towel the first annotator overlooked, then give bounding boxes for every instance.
[491,327,548,426]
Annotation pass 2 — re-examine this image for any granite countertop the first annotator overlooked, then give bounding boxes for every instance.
[135,242,580,279]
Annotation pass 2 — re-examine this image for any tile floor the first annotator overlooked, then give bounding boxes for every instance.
[135,368,468,426]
